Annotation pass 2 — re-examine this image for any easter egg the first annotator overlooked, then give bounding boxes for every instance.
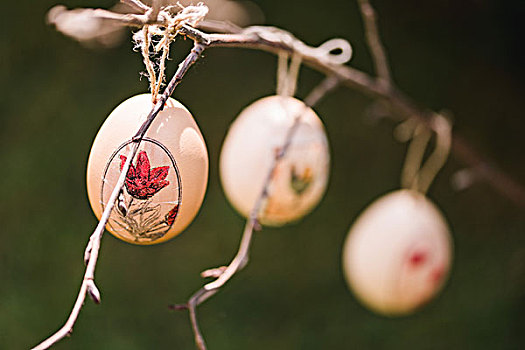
[219,95,330,226]
[342,189,453,315]
[86,94,208,245]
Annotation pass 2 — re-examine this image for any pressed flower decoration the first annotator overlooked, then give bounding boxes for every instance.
[290,165,313,195]
[100,141,182,243]
[219,95,330,227]
[120,151,170,200]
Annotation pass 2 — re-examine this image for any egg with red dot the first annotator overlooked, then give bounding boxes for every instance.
[342,189,453,315]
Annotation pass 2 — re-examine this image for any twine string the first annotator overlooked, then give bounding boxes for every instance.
[400,122,432,191]
[247,26,353,65]
[400,114,452,194]
[137,4,209,103]
[416,115,452,193]
[276,51,303,97]
[141,26,158,101]
[276,51,289,96]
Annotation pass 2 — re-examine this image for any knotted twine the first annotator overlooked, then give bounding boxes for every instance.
[134,4,208,103]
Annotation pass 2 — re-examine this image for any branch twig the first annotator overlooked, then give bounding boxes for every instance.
[185,25,525,208]
[149,0,162,22]
[121,0,149,13]
[171,76,340,350]
[357,0,392,85]
[31,41,205,350]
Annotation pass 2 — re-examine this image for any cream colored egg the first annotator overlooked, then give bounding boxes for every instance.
[220,95,330,226]
[342,189,453,315]
[86,94,208,245]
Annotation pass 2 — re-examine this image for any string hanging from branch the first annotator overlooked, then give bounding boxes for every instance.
[172,74,340,350]
[133,3,208,102]
[276,51,302,97]
[399,114,453,194]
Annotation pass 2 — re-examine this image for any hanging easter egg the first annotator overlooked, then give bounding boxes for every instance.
[220,95,330,226]
[342,189,453,316]
[86,94,208,245]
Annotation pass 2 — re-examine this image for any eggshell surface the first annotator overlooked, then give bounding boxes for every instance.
[220,95,330,226]
[342,189,453,315]
[86,94,208,245]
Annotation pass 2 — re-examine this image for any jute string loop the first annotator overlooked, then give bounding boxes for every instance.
[244,26,353,66]
[276,51,302,97]
[399,114,452,194]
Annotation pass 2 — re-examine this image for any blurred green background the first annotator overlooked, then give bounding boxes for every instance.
[2,0,525,349]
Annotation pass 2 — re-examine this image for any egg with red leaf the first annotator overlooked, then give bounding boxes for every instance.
[86,94,208,245]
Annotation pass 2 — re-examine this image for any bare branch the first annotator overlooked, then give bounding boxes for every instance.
[174,25,525,208]
[357,0,392,84]
[170,12,525,348]
[200,266,227,278]
[31,42,205,350]
[86,279,101,304]
[205,75,338,291]
[172,76,340,350]
[32,144,138,350]
[198,19,243,35]
[149,0,162,21]
[120,0,149,13]
[188,289,217,350]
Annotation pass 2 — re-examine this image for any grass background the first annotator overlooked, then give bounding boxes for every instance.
[1,0,525,349]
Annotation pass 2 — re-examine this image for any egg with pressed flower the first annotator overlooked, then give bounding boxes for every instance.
[86,94,208,245]
[342,189,453,315]
[219,95,330,226]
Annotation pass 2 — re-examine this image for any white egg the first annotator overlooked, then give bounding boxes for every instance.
[342,189,453,315]
[86,94,208,245]
[219,95,330,226]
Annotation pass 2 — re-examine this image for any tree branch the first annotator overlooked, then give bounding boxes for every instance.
[31,42,205,350]
[176,24,525,208]
[121,0,150,13]
[170,76,340,350]
[149,0,162,22]
[357,0,392,85]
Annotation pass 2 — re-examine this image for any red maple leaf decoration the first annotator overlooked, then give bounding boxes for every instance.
[120,151,170,200]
